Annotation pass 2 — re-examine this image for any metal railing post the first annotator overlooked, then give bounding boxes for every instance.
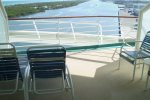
[70,22,76,42]
[118,11,121,37]
[33,20,41,41]
[98,23,103,45]
[56,19,61,44]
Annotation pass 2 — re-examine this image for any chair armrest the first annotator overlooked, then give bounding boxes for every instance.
[120,40,142,53]
[120,42,133,53]
[135,40,142,42]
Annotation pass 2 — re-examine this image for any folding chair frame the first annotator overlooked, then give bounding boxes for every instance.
[25,45,75,100]
[0,43,24,95]
[118,31,150,80]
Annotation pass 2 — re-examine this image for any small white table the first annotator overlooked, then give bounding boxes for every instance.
[144,58,150,90]
[144,58,150,66]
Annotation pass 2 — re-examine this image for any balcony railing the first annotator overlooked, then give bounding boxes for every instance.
[8,16,138,51]
[8,16,138,66]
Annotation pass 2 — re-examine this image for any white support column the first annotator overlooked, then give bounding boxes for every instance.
[136,3,150,50]
[0,1,9,43]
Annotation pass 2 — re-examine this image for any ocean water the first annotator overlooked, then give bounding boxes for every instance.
[2,0,71,6]
[7,0,119,35]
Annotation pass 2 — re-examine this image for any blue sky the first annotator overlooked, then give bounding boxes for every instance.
[2,0,21,1]
[1,0,25,1]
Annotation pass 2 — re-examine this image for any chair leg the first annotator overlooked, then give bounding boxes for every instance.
[70,78,75,100]
[138,59,141,68]
[145,74,149,91]
[66,67,75,100]
[132,61,136,81]
[118,56,121,70]
[112,48,118,59]
[29,79,32,91]
[24,66,30,100]
[145,66,150,91]
[141,63,145,80]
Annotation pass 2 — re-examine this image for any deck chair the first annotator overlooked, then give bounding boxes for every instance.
[26,45,75,100]
[119,31,150,80]
[0,43,23,95]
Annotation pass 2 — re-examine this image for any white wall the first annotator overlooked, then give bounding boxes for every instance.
[136,3,150,49]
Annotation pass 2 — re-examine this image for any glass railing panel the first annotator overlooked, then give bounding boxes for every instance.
[8,16,138,50]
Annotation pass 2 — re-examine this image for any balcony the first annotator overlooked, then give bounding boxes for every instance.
[1,1,150,100]
[1,15,149,100]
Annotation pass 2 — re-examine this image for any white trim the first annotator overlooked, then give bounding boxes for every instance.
[0,1,9,43]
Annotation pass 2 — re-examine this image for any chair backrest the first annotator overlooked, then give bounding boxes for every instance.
[140,31,150,54]
[0,43,20,81]
[27,45,66,78]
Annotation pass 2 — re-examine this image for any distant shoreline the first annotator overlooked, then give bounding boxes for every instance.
[5,0,89,18]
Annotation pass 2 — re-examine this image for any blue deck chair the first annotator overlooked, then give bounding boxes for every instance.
[0,43,23,95]
[26,45,75,100]
[119,31,150,80]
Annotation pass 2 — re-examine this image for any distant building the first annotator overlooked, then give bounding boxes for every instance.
[132,3,146,16]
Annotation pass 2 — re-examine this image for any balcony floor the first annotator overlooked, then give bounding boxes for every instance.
[0,47,150,100]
